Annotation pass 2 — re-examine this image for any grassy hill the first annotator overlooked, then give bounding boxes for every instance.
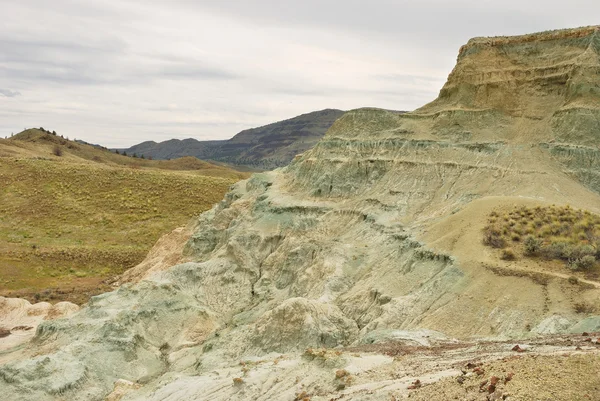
[120,109,345,169]
[0,129,248,304]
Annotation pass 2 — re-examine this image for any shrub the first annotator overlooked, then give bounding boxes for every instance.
[540,241,571,260]
[524,235,542,255]
[501,249,517,261]
[335,369,349,379]
[574,302,596,314]
[569,255,596,271]
[483,226,506,248]
[571,244,595,260]
[52,145,63,157]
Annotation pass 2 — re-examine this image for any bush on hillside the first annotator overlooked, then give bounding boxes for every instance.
[483,226,506,248]
[483,205,600,271]
[52,145,63,157]
[524,235,542,255]
[569,255,596,271]
[500,248,517,260]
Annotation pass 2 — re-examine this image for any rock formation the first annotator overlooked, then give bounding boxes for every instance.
[1,26,599,401]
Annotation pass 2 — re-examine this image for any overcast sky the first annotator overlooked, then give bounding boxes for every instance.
[1,1,598,147]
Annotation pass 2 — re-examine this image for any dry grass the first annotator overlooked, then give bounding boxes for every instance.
[483,205,600,273]
[0,132,248,304]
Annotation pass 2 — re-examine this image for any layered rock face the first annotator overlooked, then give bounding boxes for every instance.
[1,27,600,401]
[425,26,600,144]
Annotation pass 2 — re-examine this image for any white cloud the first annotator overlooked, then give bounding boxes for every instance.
[0,89,21,97]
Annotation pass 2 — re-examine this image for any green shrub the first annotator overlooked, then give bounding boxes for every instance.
[569,255,596,271]
[524,235,542,255]
[540,240,571,260]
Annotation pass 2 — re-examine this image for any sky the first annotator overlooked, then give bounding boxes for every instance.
[1,1,599,147]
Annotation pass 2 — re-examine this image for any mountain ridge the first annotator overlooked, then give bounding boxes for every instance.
[119,109,345,169]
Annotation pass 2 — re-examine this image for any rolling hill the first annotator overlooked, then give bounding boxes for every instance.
[0,129,248,304]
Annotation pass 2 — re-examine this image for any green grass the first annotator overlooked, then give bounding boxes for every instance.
[0,137,246,304]
[483,205,600,274]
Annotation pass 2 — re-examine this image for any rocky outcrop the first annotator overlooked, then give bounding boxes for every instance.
[0,297,78,353]
[1,26,600,400]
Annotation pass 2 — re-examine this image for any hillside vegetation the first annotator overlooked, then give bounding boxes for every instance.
[484,205,600,276]
[0,130,247,304]
[6,128,247,179]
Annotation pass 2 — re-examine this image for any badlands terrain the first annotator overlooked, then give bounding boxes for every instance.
[1,26,600,400]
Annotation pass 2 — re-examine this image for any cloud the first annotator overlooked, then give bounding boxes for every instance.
[1,0,599,147]
[156,64,240,81]
[0,89,21,97]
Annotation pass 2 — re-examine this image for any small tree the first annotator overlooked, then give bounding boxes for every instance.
[132,153,137,158]
[53,145,63,157]
[123,151,127,156]
[115,150,120,155]
[140,154,145,159]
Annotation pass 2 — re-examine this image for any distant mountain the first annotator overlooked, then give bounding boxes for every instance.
[119,109,345,169]
[75,139,107,150]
